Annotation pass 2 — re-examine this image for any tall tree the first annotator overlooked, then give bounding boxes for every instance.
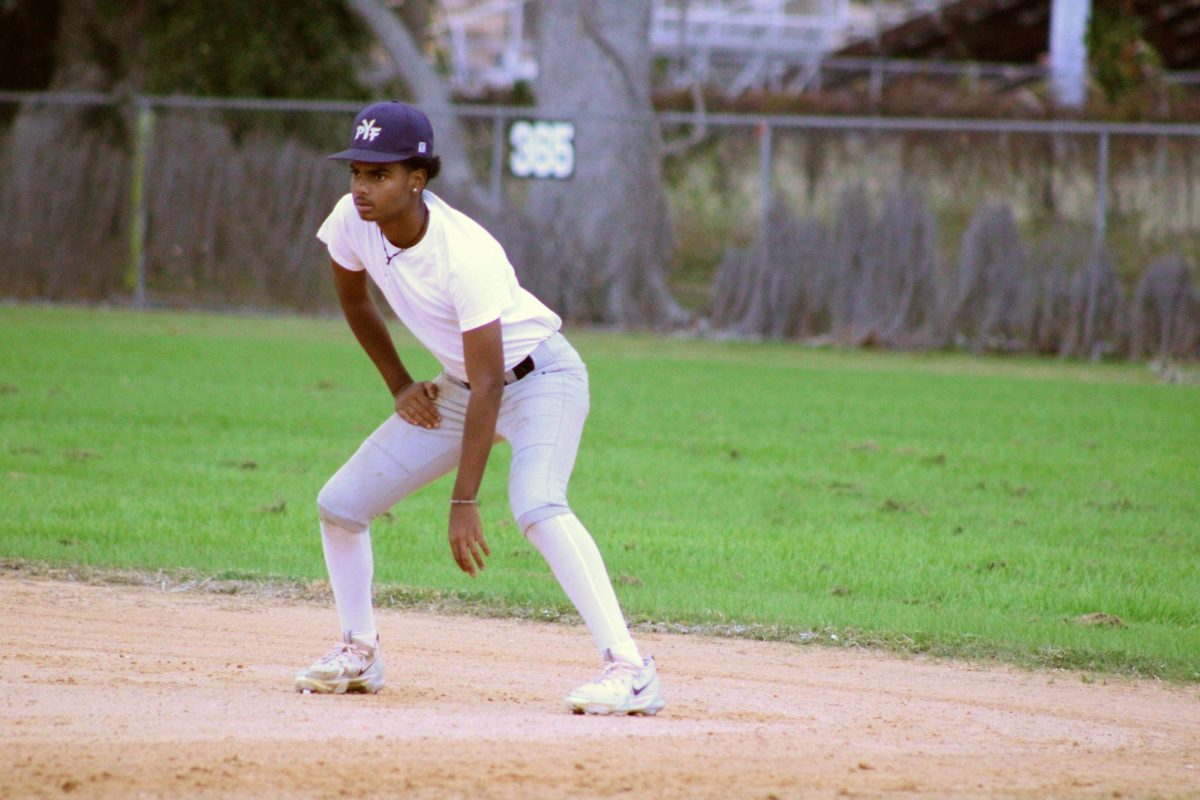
[526,0,687,327]
[345,0,685,327]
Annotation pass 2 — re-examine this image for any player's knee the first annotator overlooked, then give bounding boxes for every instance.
[511,473,572,533]
[317,481,371,534]
[514,501,572,534]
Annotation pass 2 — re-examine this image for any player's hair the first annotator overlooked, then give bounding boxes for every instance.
[405,156,441,183]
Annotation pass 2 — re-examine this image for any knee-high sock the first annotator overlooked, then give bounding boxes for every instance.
[525,513,642,666]
[320,519,376,637]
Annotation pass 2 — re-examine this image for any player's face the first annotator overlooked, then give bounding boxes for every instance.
[348,161,420,222]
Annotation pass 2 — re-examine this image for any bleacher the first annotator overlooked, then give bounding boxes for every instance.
[435,0,947,95]
[432,0,1200,98]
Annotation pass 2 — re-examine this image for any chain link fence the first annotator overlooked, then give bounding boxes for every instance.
[1,91,1197,357]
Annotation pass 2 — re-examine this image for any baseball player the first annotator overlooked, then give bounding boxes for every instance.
[293,101,665,716]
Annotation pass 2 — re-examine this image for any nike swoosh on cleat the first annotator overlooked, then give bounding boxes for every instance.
[631,679,652,696]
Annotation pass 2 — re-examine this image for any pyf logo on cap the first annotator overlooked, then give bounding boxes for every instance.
[355,118,382,142]
[328,101,434,163]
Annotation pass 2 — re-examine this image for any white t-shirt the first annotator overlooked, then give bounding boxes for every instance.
[317,191,561,383]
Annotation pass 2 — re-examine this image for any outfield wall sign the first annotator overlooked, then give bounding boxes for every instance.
[508,119,575,180]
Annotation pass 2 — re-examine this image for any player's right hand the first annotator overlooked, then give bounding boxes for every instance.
[394,381,441,428]
[448,503,490,577]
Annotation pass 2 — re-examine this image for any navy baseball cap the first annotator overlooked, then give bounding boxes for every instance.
[327,101,435,163]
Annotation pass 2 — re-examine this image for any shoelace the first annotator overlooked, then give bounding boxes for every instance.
[315,641,370,670]
[591,660,639,687]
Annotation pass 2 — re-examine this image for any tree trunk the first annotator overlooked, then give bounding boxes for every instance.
[526,0,687,328]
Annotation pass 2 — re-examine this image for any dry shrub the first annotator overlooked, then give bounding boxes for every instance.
[1060,250,1125,360]
[707,189,1200,362]
[935,201,1028,351]
[860,184,937,346]
[709,246,754,330]
[1026,232,1089,355]
[0,105,130,300]
[827,184,873,339]
[819,182,940,347]
[710,184,938,346]
[1129,255,1199,359]
[772,216,829,338]
[0,106,346,310]
[143,113,344,310]
[708,196,828,337]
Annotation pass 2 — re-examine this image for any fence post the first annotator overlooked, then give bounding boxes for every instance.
[759,119,773,239]
[128,96,154,309]
[490,111,505,210]
[1092,129,1110,253]
[1083,130,1111,357]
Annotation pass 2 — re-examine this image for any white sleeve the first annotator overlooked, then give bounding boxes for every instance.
[447,236,510,332]
[316,195,366,272]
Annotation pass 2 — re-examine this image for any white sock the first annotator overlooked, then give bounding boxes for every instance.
[525,513,642,666]
[320,519,377,639]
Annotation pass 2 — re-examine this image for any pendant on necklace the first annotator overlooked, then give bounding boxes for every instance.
[379,204,428,265]
[379,227,404,265]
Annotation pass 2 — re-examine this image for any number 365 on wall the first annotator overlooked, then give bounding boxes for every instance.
[508,120,575,180]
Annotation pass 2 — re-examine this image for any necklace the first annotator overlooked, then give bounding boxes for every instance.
[379,204,429,265]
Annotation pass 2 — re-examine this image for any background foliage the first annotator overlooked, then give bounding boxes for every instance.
[140,0,370,99]
[0,0,371,98]
[1086,0,1164,109]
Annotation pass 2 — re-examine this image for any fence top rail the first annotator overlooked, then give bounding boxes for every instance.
[817,57,1048,79]
[0,91,367,114]
[655,111,1200,138]
[4,90,1200,138]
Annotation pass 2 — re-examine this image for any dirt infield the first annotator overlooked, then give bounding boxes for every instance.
[2,575,1197,800]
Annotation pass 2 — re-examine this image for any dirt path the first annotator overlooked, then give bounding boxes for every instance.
[2,575,1197,799]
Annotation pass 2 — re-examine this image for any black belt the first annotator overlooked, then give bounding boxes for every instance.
[462,353,535,390]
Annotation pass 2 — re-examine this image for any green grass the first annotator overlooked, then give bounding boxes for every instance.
[1,305,1197,681]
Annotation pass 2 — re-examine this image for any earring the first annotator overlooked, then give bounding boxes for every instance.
[412,188,419,193]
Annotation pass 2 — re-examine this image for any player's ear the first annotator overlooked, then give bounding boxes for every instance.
[406,166,427,194]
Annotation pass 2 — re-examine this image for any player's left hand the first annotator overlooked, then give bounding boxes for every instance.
[394,380,441,428]
[449,504,490,577]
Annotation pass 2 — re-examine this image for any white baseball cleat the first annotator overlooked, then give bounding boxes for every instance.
[294,632,385,694]
[566,653,665,716]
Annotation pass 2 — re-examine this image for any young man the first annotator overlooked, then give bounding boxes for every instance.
[294,101,664,716]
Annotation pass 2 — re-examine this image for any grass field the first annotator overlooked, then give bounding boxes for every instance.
[1,304,1197,681]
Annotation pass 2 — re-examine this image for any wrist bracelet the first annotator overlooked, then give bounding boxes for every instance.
[450,498,478,505]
